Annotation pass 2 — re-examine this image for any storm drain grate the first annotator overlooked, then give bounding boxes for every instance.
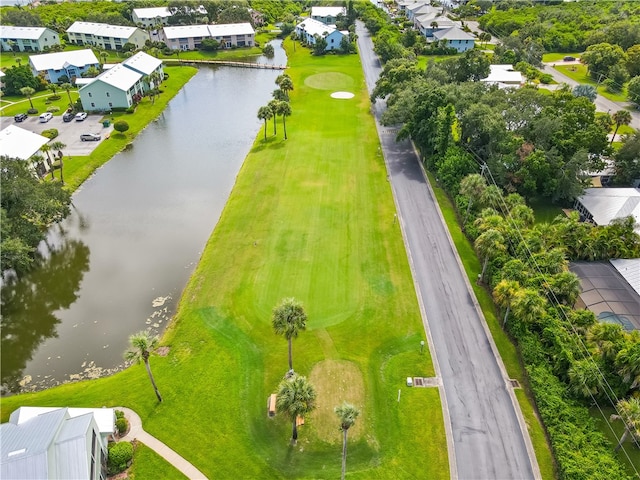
[509,379,521,388]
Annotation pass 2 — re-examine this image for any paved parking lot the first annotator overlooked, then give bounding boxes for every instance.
[4,113,114,156]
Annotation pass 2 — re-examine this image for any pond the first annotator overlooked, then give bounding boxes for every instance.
[1,41,286,393]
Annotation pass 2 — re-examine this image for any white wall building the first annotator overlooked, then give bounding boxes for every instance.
[310,6,346,25]
[295,18,346,52]
[29,49,100,83]
[159,23,255,51]
[0,125,49,161]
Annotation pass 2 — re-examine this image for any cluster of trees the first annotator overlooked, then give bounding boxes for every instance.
[1,156,72,275]
[457,173,640,477]
[271,298,360,478]
[581,42,640,95]
[371,56,640,202]
[477,1,640,54]
[257,73,293,140]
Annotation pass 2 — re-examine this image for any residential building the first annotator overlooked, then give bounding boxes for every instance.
[1,406,115,480]
[79,63,145,111]
[432,26,475,52]
[132,7,173,28]
[295,18,345,52]
[122,51,164,89]
[405,3,439,21]
[158,23,255,51]
[0,125,49,161]
[29,49,100,84]
[480,65,524,88]
[0,26,60,52]
[414,13,457,37]
[66,22,149,51]
[310,6,346,25]
[574,188,640,234]
[396,0,431,12]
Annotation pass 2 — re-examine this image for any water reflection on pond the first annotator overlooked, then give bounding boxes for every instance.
[1,41,285,393]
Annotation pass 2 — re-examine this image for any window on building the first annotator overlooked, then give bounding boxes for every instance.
[109,102,113,107]
[106,92,110,97]
[91,102,95,107]
[88,92,92,97]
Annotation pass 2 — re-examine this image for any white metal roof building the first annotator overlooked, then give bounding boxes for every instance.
[611,259,640,297]
[67,21,149,51]
[0,25,60,52]
[481,65,524,88]
[132,6,173,27]
[79,63,144,111]
[1,407,113,480]
[575,188,640,234]
[432,26,475,52]
[295,18,346,51]
[311,6,346,25]
[29,49,100,83]
[122,51,163,76]
[0,125,49,161]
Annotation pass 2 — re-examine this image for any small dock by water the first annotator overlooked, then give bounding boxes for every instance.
[164,59,286,70]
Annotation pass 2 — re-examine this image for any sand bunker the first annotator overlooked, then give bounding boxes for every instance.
[331,91,355,99]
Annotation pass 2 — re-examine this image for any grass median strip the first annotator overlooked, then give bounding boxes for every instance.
[1,43,448,478]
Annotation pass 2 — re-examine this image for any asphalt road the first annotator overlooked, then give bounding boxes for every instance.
[541,62,640,130]
[356,22,539,480]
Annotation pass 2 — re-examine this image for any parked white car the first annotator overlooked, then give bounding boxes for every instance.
[75,112,88,121]
[39,112,53,123]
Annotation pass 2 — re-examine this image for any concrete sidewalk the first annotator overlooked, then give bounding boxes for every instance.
[117,407,208,480]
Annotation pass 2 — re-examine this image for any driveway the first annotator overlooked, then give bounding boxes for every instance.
[357,21,540,480]
[4,114,114,157]
[541,63,640,130]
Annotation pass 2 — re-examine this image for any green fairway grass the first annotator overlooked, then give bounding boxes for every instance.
[128,443,187,480]
[1,41,448,478]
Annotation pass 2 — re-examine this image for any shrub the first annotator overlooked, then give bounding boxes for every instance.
[48,95,61,101]
[115,417,128,435]
[27,108,38,114]
[47,106,60,113]
[114,120,130,133]
[125,106,136,114]
[41,128,58,139]
[539,73,553,84]
[107,441,133,475]
[115,410,125,419]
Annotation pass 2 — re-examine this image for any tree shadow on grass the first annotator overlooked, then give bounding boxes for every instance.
[251,136,287,153]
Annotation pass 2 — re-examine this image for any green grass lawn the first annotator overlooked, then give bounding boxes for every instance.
[529,199,564,224]
[0,89,80,116]
[128,443,187,480]
[554,64,628,102]
[590,406,640,477]
[426,173,556,479]
[542,52,582,63]
[417,54,456,69]
[1,41,448,479]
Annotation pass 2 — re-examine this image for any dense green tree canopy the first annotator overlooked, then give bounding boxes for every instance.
[1,156,72,274]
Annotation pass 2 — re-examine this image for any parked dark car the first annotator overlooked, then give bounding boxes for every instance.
[80,133,101,141]
[14,113,28,122]
[563,56,576,61]
[63,112,75,122]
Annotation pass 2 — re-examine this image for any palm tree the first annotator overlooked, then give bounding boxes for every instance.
[257,106,273,140]
[493,279,520,327]
[459,173,487,223]
[47,83,59,97]
[511,288,546,325]
[276,374,317,445]
[611,110,632,145]
[100,50,108,66]
[548,271,581,306]
[616,342,640,390]
[40,144,54,178]
[124,330,163,402]
[335,402,360,480]
[20,86,36,110]
[268,100,278,135]
[272,297,307,373]
[568,359,602,398]
[277,101,292,140]
[61,83,74,106]
[474,228,505,282]
[50,141,67,185]
[610,397,640,451]
[278,76,294,100]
